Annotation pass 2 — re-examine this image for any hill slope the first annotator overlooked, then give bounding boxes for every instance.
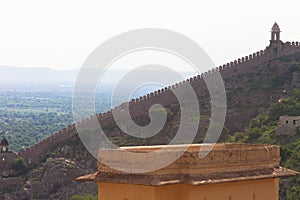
[95,51,300,147]
[2,42,300,199]
[0,135,98,199]
[227,92,300,199]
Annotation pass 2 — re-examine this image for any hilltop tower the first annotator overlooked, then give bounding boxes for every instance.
[269,22,283,54]
[0,137,9,153]
[0,137,18,179]
[271,22,281,41]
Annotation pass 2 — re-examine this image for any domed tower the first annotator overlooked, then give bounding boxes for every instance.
[269,22,283,54]
[0,137,9,152]
[271,22,281,41]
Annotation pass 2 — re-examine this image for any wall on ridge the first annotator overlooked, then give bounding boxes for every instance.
[18,41,300,165]
[18,124,76,164]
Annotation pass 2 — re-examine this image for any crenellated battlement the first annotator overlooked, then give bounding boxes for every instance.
[110,40,300,108]
[18,123,76,164]
[17,26,300,165]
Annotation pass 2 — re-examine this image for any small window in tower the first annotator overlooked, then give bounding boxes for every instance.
[286,120,289,124]
[293,120,296,125]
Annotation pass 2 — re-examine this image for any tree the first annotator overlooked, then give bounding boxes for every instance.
[71,195,98,200]
[11,157,27,171]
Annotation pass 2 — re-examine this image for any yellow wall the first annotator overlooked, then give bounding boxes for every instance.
[98,178,279,200]
[98,182,155,200]
[183,178,278,200]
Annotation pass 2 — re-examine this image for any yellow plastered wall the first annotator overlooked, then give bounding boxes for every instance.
[98,182,155,200]
[98,178,279,200]
[184,178,278,200]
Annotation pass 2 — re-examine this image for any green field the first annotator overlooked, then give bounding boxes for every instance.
[0,91,111,152]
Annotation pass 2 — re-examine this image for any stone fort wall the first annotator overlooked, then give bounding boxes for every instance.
[18,41,300,165]
[18,124,76,164]
[276,116,300,135]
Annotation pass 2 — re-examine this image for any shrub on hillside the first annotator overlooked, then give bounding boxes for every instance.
[71,195,97,200]
[11,157,27,171]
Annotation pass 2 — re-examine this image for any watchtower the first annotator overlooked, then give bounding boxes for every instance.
[269,22,283,54]
[0,137,9,153]
[271,22,281,41]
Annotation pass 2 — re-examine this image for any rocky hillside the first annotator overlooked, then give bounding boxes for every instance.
[2,47,300,199]
[100,52,300,146]
[227,93,300,199]
[1,135,98,200]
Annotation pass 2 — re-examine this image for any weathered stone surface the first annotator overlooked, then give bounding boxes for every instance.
[0,135,98,200]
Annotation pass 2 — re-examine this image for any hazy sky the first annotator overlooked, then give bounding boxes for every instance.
[0,0,299,71]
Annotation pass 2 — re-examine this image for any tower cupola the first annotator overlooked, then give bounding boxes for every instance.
[271,22,281,41]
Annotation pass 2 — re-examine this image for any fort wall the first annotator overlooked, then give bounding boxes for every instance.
[18,124,76,164]
[18,41,300,165]
[276,116,300,135]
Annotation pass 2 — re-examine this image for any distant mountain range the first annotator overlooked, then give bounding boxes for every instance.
[0,66,79,84]
[0,65,197,91]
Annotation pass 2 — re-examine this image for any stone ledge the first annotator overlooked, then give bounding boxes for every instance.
[76,167,298,186]
[97,143,280,174]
